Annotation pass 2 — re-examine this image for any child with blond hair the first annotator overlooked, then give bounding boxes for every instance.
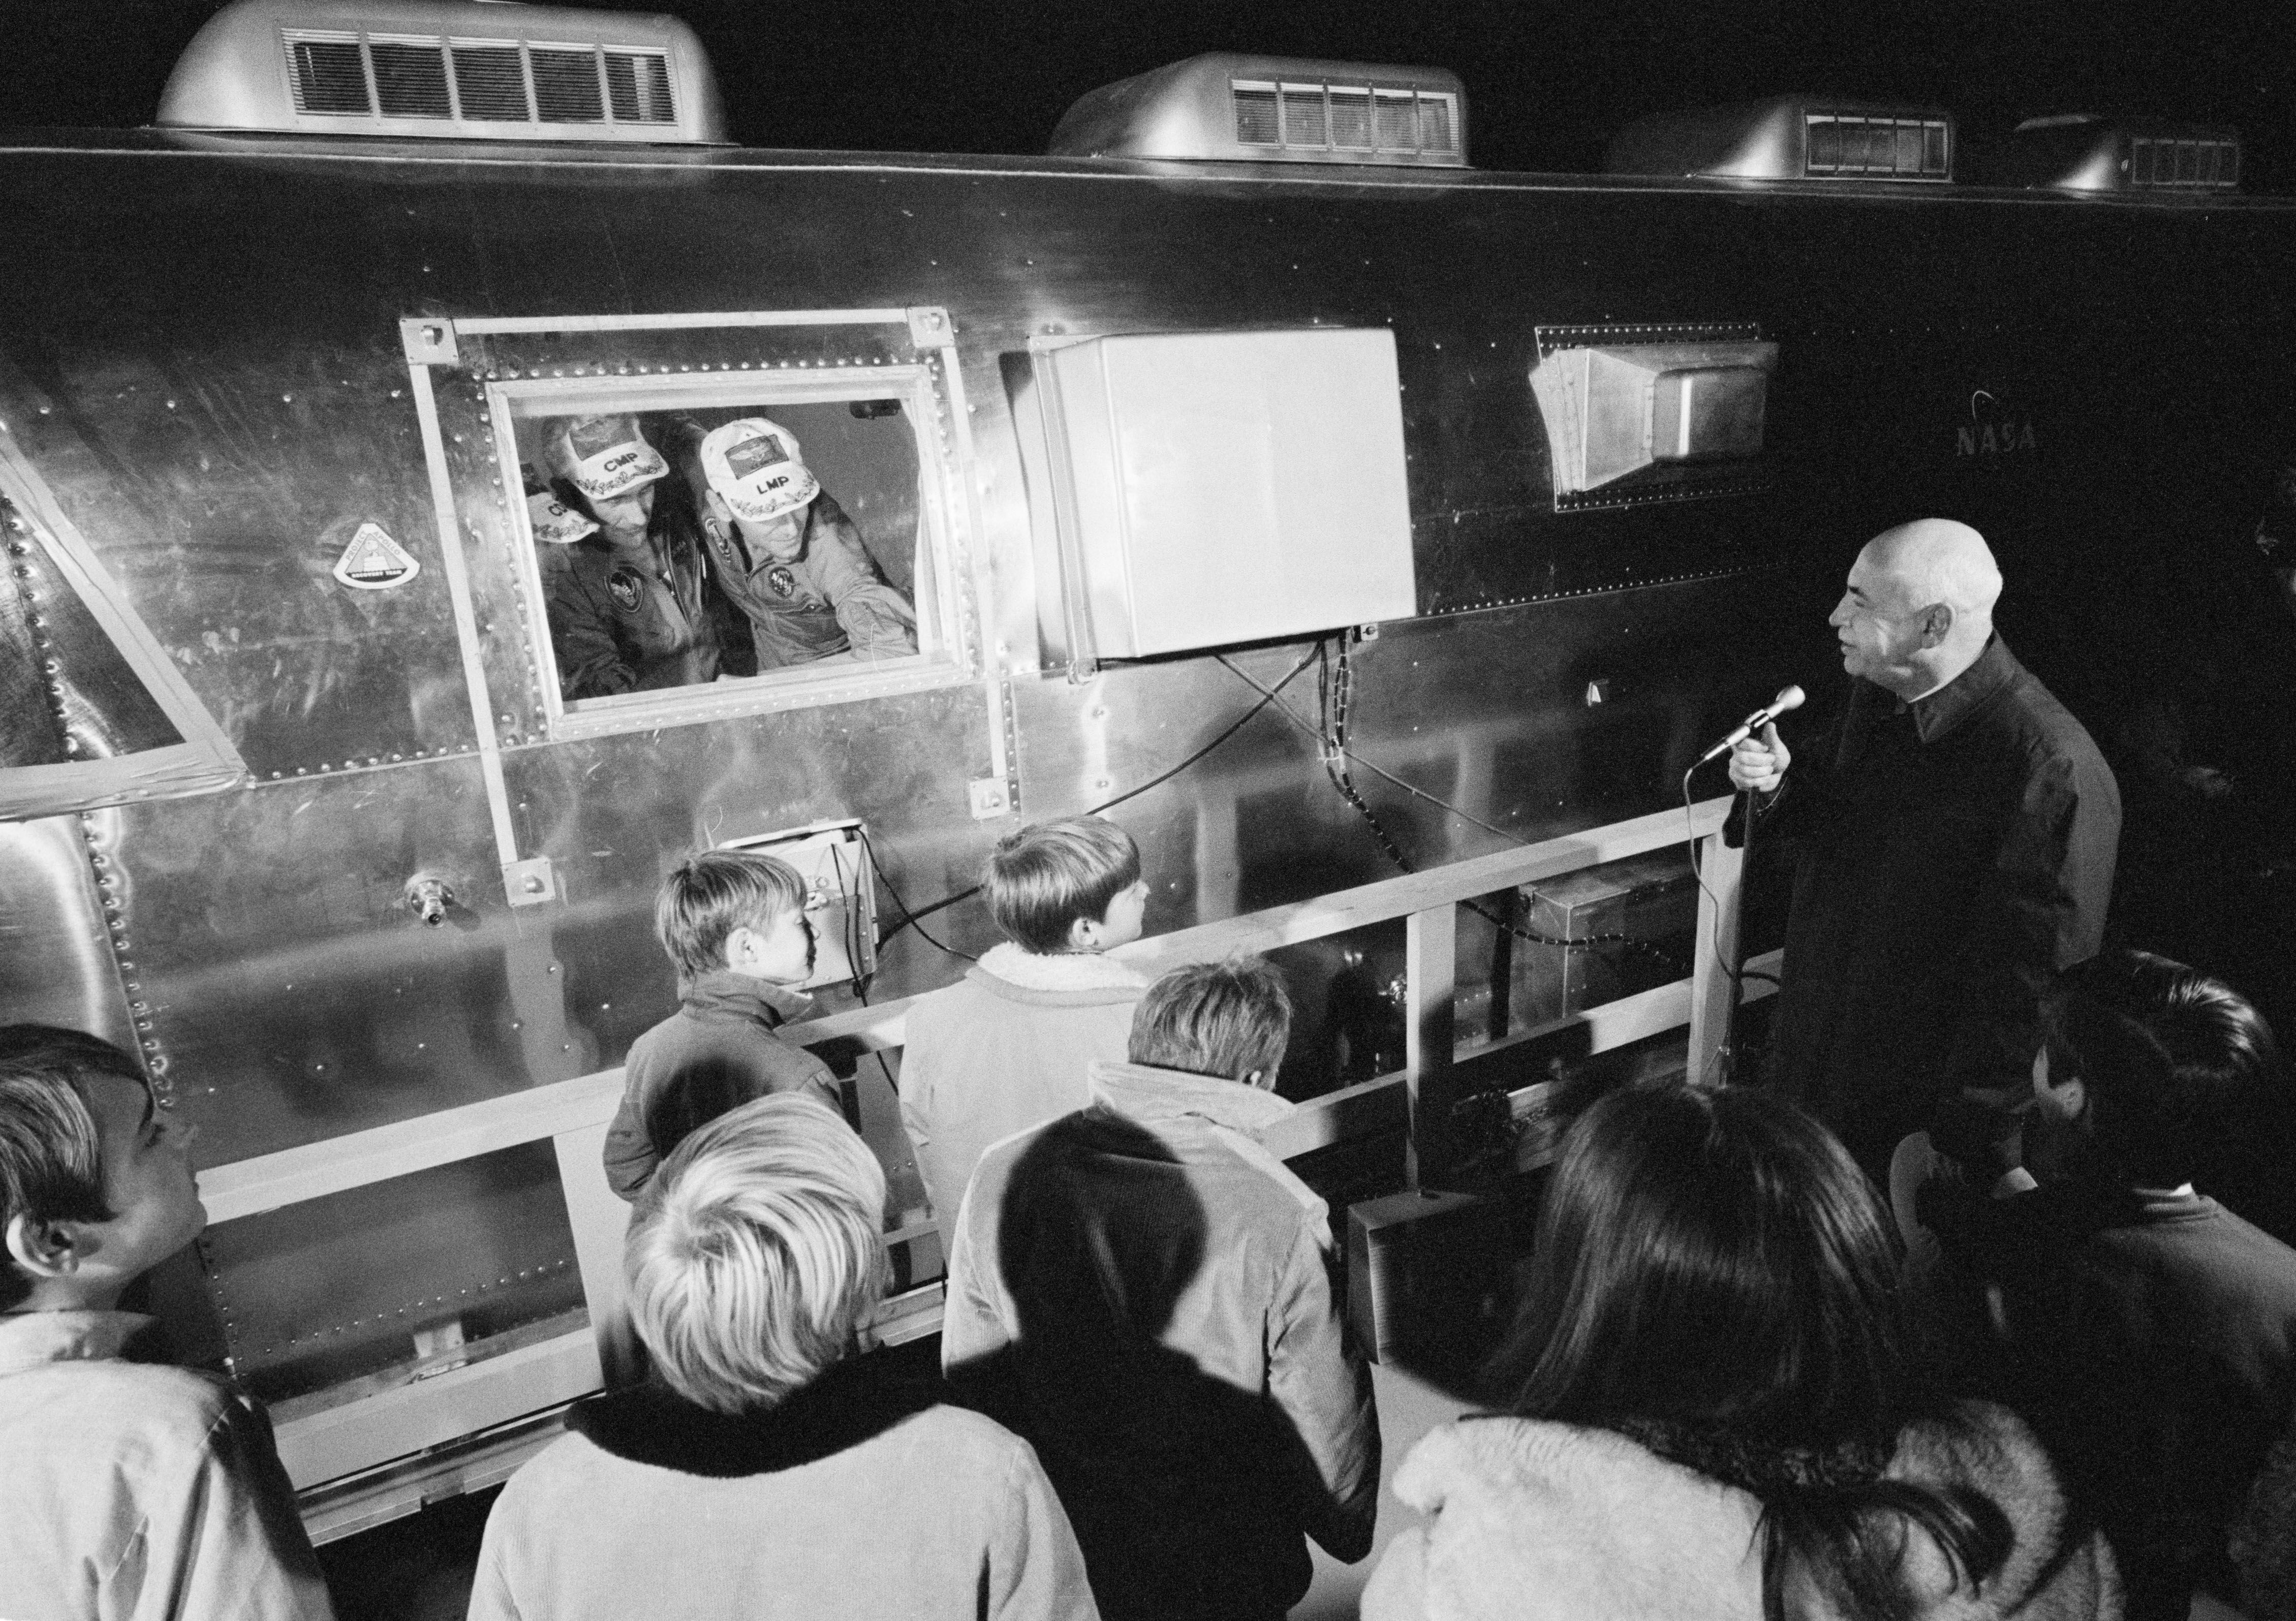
[475,1094,1096,1620]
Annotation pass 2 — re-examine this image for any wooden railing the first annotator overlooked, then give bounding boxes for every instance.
[200,795,1765,1529]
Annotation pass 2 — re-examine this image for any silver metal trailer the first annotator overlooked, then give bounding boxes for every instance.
[7,4,2295,1534]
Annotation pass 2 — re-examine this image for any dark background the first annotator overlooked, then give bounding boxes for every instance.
[8,0,2293,189]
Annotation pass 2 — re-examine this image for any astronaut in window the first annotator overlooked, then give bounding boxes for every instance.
[666,417,919,669]
[538,415,729,699]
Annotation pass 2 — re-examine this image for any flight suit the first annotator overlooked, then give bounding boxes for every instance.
[546,514,721,699]
[699,491,918,669]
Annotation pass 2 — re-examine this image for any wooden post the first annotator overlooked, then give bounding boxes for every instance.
[552,1121,639,1386]
[1405,902,1457,1184]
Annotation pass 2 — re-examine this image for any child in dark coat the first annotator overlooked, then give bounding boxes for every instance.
[603,850,841,1201]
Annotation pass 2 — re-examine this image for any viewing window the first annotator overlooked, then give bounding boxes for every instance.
[412,310,982,740]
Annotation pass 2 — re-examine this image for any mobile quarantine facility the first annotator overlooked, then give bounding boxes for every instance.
[5,0,2294,1534]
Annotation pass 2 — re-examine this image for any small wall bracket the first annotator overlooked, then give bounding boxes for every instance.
[503,856,556,908]
[907,306,954,348]
[400,319,459,366]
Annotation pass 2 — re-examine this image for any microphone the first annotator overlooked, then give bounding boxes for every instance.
[1696,684,1805,767]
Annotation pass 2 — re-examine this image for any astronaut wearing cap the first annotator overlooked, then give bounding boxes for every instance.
[679,417,918,669]
[538,415,728,699]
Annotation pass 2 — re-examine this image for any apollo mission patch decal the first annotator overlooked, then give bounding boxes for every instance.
[332,522,421,590]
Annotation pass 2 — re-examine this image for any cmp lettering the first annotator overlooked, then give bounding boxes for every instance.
[601,450,643,473]
[1958,421,2039,456]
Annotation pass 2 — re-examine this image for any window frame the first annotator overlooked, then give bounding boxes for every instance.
[406,306,987,744]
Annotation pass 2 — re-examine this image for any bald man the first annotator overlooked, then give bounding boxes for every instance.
[1728,519,2122,1180]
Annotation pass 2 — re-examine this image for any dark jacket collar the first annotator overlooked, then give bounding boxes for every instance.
[1905,634,2021,745]
[571,1357,946,1478]
[677,968,813,1026]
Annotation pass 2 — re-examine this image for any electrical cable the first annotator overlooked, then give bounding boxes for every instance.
[869,641,1325,954]
[858,823,975,964]
[1083,640,1322,819]
[1216,648,1685,970]
[826,839,873,999]
[837,908,904,1101]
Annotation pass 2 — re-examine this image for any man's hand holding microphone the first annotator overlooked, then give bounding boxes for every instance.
[1728,723,1791,797]
[1698,683,1802,797]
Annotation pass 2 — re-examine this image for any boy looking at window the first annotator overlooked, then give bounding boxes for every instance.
[899,817,1149,1245]
[603,850,843,1201]
[0,1024,333,1621]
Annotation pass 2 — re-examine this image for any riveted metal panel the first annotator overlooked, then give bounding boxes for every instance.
[92,759,548,1167]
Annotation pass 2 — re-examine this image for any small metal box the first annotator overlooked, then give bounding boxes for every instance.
[1345,1187,1510,1366]
[1513,848,1697,1029]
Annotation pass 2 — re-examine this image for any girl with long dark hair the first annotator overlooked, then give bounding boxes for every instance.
[1361,1081,2119,1621]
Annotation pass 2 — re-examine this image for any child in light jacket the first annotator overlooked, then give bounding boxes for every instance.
[901,817,1148,1244]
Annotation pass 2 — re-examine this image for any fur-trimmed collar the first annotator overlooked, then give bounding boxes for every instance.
[970,942,1146,1000]
[570,1358,945,1477]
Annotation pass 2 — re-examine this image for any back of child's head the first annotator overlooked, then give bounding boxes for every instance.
[626,1093,887,1414]
[985,816,1140,955]
[2042,948,2278,1189]
[656,848,809,980]
[1128,958,1291,1083]
[1492,1079,1913,1448]
[0,1025,141,1310]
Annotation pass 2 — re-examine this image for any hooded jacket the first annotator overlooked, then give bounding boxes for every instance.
[944,1059,1379,1621]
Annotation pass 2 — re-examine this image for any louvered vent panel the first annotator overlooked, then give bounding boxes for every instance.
[1375,91,1415,149]
[531,47,604,122]
[284,34,370,115]
[1805,114,1948,177]
[452,43,530,121]
[369,40,451,118]
[2130,136,2239,188]
[1232,82,1279,144]
[1281,84,1327,147]
[604,51,675,122]
[1417,93,1456,153]
[1329,87,1373,149]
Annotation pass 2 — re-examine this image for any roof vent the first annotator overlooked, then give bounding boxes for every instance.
[159,0,725,143]
[1050,53,1468,168]
[1993,115,2240,193]
[1606,96,1953,183]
